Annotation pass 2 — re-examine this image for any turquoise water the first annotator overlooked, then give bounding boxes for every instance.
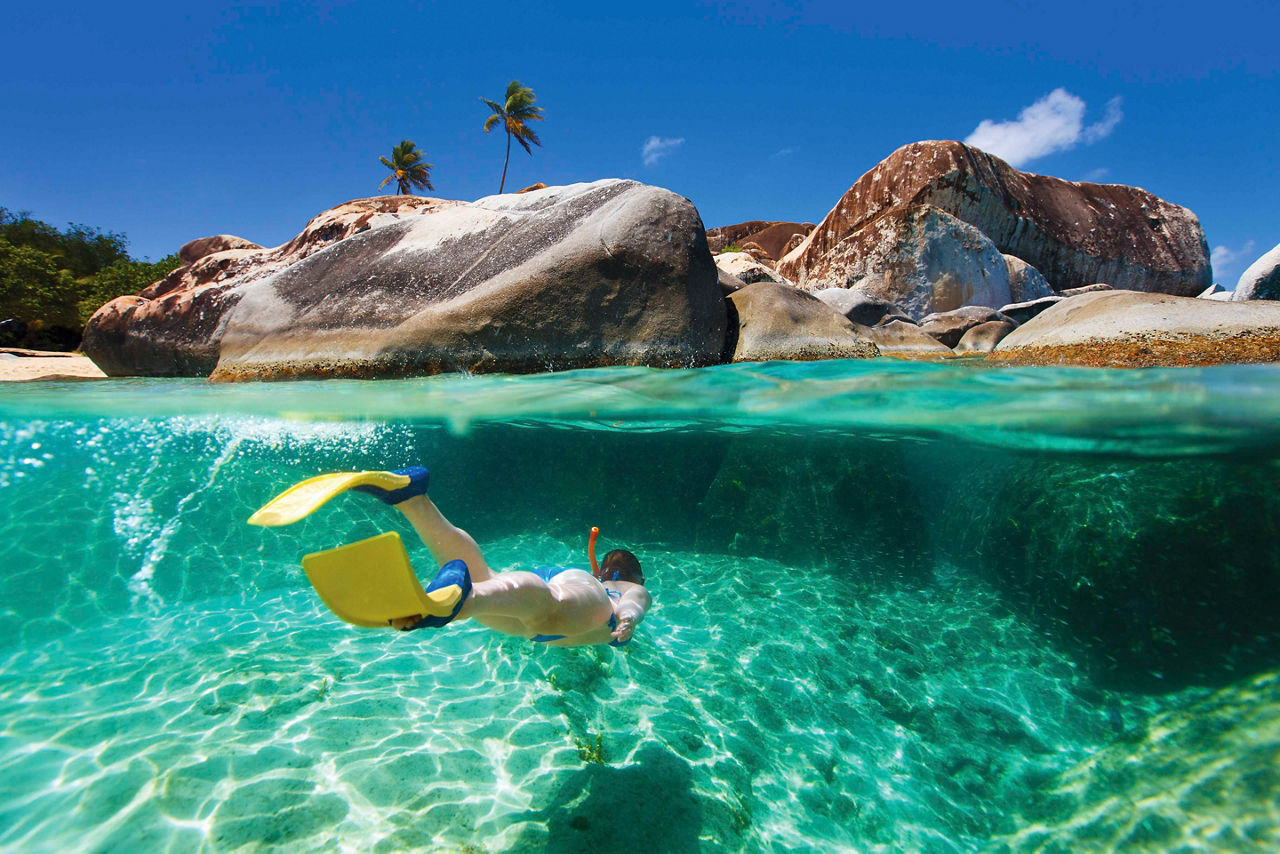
[1,359,1279,851]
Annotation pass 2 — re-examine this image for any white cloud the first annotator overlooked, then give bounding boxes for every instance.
[965,89,1124,167]
[642,136,685,167]
[772,146,798,159]
[1211,240,1256,279]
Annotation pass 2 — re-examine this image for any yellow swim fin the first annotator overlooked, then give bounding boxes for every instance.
[301,531,466,628]
[248,470,411,527]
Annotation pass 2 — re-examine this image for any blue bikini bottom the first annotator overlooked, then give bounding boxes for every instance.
[528,566,630,647]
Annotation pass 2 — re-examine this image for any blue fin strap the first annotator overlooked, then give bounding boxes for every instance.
[409,558,471,629]
[355,466,430,505]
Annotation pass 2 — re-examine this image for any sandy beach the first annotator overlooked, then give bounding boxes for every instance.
[0,350,108,382]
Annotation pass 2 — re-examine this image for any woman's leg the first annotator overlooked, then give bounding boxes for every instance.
[394,494,494,581]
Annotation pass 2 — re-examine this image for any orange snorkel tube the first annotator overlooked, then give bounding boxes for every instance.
[588,526,600,576]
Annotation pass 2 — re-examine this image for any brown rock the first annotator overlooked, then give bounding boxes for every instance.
[515,183,548,193]
[954,320,1016,354]
[707,221,816,261]
[726,282,879,362]
[863,320,954,358]
[177,234,262,265]
[778,140,1211,296]
[990,290,1280,367]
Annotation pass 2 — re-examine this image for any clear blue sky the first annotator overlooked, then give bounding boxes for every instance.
[3,0,1276,286]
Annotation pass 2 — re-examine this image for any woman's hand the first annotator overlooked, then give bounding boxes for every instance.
[611,610,638,642]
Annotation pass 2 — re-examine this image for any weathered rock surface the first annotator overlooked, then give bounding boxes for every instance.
[954,320,1015,354]
[778,140,1211,296]
[813,289,912,327]
[784,205,1013,322]
[85,182,726,379]
[726,282,879,362]
[919,305,1014,348]
[1233,242,1280,301]
[713,252,789,286]
[1003,255,1054,302]
[1059,283,1114,296]
[178,234,263,265]
[706,220,815,262]
[863,320,954,358]
[999,295,1064,325]
[991,290,1280,367]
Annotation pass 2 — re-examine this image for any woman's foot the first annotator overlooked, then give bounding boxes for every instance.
[354,465,429,505]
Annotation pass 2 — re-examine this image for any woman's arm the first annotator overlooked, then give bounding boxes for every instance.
[611,585,652,642]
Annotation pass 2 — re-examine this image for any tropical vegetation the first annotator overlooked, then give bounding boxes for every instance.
[481,80,545,194]
[0,208,179,349]
[378,140,434,195]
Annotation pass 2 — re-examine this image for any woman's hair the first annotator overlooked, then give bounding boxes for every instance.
[600,549,644,584]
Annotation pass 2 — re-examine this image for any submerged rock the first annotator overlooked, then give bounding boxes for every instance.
[725,282,879,362]
[778,140,1211,296]
[995,666,1280,851]
[1233,241,1280,301]
[85,182,726,379]
[990,290,1280,367]
[942,456,1280,690]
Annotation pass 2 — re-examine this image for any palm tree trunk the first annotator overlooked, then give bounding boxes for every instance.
[499,132,511,194]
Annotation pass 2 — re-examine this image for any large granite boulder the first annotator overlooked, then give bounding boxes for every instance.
[1233,242,1280,301]
[84,182,726,379]
[177,234,263,265]
[725,281,879,362]
[990,290,1280,367]
[784,205,1013,321]
[706,220,815,262]
[778,140,1211,296]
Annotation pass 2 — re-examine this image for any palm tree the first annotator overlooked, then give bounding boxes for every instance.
[378,140,434,195]
[481,80,545,194]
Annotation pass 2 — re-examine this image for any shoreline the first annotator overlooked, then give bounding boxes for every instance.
[0,350,108,382]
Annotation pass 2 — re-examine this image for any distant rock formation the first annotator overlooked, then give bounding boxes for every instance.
[1233,242,1280,301]
[706,220,815,263]
[713,252,790,286]
[84,182,725,379]
[778,140,1211,298]
[990,290,1280,367]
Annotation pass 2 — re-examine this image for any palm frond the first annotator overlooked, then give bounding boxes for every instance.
[483,113,503,133]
